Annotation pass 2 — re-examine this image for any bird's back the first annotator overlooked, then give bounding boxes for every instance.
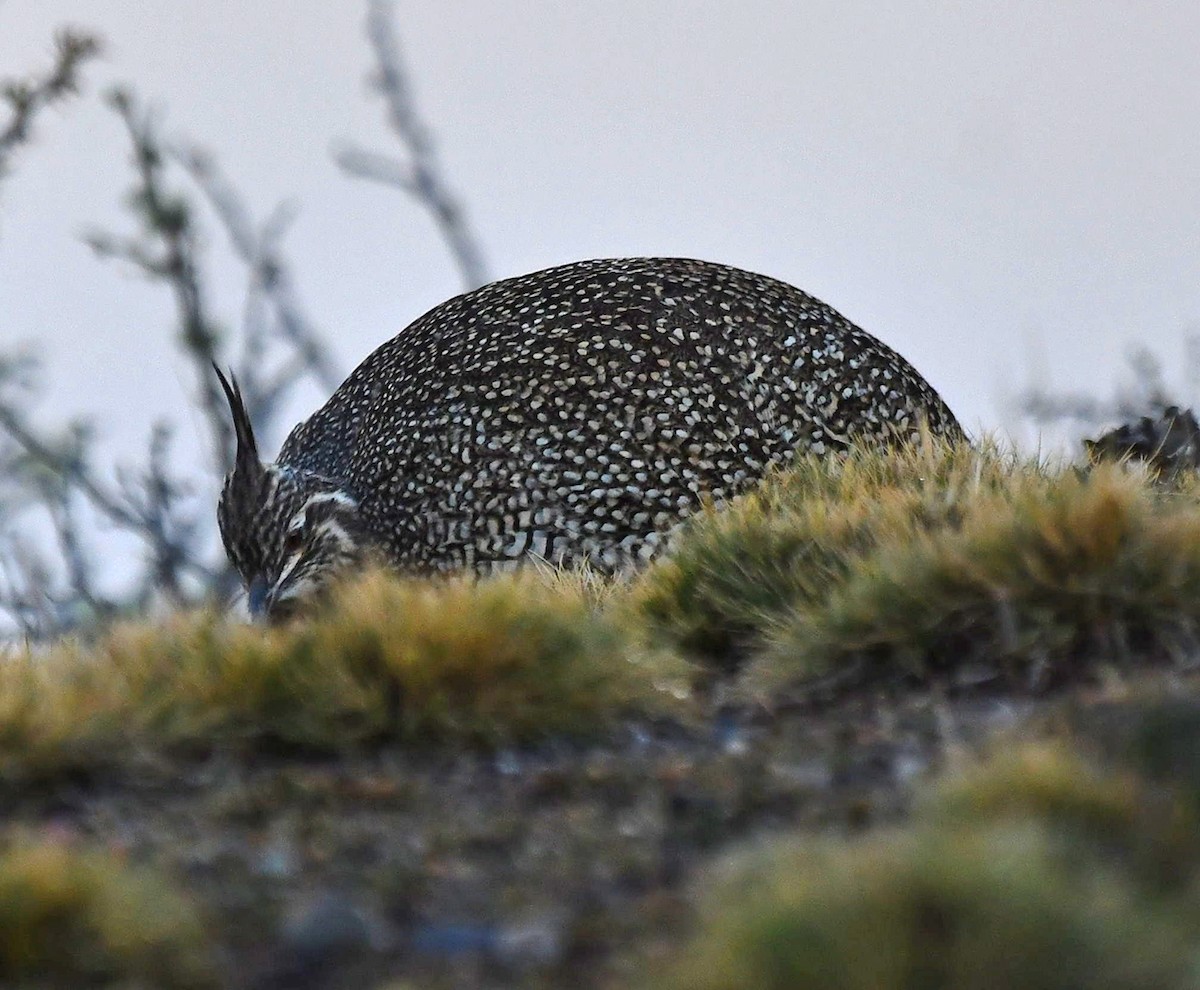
[278,257,962,572]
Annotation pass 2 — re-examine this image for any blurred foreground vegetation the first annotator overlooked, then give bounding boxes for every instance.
[6,440,1200,987]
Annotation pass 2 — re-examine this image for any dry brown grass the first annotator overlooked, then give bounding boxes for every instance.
[0,570,690,781]
[627,438,1200,699]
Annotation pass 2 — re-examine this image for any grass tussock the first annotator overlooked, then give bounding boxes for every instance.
[629,437,1200,696]
[0,570,690,780]
[0,835,214,988]
[651,743,1200,990]
[628,438,1039,668]
[756,461,1200,695]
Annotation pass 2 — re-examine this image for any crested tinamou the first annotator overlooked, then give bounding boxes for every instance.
[216,257,962,619]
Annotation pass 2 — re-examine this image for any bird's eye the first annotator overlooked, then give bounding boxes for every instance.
[282,526,306,558]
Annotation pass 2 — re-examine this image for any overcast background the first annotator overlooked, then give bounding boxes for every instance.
[2,1,1199,477]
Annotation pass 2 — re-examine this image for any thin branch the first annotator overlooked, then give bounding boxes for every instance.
[337,0,488,291]
[0,369,217,598]
[0,28,101,176]
[1020,340,1185,432]
[0,401,137,530]
[114,422,217,604]
[43,484,108,615]
[0,539,53,641]
[172,144,341,393]
[333,146,416,192]
[87,88,233,475]
[0,84,364,637]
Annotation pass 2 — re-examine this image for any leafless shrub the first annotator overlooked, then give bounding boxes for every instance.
[0,5,488,640]
[1020,333,1200,435]
[335,0,488,291]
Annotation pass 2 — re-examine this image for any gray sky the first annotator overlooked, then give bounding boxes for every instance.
[2,0,1199,475]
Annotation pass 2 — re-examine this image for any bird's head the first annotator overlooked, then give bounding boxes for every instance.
[214,367,364,620]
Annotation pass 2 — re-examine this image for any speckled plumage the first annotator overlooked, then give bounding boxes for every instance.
[218,257,962,617]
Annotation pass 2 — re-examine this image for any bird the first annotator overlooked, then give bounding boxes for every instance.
[216,256,963,619]
[1085,406,1200,473]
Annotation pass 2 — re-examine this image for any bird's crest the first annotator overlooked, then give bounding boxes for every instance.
[213,363,263,489]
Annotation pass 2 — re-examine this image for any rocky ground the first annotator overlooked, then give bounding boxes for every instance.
[0,682,1089,989]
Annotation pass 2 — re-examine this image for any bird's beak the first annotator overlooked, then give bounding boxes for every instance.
[247,575,270,620]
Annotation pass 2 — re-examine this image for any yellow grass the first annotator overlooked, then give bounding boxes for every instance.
[0,570,690,781]
[626,437,1200,698]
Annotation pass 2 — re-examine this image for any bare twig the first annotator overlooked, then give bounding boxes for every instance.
[1021,339,1187,433]
[0,385,217,588]
[0,351,221,636]
[0,27,101,177]
[172,144,342,395]
[0,538,54,641]
[86,88,233,475]
[43,483,107,614]
[0,399,136,530]
[115,422,221,604]
[336,0,488,291]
